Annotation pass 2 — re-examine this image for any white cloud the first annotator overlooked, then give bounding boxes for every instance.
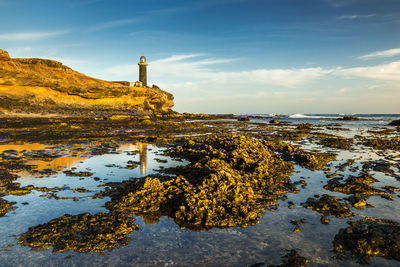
[358,48,400,60]
[154,54,205,63]
[336,61,400,81]
[0,31,68,41]
[86,18,140,32]
[103,53,400,87]
[103,54,238,80]
[100,53,400,113]
[205,68,330,88]
[338,14,376,19]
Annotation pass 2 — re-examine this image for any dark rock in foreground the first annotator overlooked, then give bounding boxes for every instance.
[333,217,400,264]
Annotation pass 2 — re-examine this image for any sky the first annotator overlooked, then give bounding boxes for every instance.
[1,0,400,114]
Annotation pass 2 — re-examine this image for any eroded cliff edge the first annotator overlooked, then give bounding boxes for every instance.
[0,49,174,116]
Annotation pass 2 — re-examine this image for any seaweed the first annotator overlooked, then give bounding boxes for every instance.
[333,217,400,264]
[18,212,139,253]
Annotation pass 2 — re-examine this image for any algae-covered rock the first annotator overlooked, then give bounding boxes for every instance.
[324,173,391,199]
[18,211,139,253]
[63,170,94,177]
[297,123,312,130]
[303,194,356,219]
[337,116,359,121]
[105,135,334,231]
[362,137,400,151]
[107,135,295,230]
[0,198,17,217]
[333,217,400,264]
[266,249,309,267]
[319,137,353,150]
[264,140,336,170]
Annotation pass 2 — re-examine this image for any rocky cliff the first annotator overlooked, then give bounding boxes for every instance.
[0,49,174,115]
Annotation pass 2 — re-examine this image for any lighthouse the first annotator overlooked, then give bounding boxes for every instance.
[138,55,148,87]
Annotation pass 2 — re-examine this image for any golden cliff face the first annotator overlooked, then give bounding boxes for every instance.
[0,49,174,115]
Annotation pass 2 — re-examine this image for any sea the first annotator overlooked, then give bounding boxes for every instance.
[247,113,400,127]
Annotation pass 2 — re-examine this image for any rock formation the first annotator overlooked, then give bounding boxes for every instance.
[0,49,174,115]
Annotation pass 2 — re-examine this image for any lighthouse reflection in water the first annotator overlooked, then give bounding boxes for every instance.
[120,142,148,176]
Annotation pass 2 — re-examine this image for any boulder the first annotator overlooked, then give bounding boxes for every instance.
[237,117,250,122]
[337,116,359,121]
[388,119,400,126]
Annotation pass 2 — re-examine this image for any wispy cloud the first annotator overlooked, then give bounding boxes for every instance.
[0,31,68,41]
[103,54,238,80]
[338,14,376,20]
[103,54,328,87]
[323,0,359,8]
[358,48,400,60]
[336,61,400,80]
[86,18,140,32]
[104,52,400,86]
[205,68,329,88]
[100,53,400,113]
[155,54,205,63]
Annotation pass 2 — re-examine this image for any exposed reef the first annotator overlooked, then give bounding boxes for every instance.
[1,111,399,265]
[333,217,400,264]
[319,137,353,150]
[324,173,391,198]
[18,212,139,253]
[251,249,309,267]
[103,135,335,231]
[362,137,400,151]
[337,116,359,121]
[388,119,400,126]
[0,49,174,115]
[0,198,17,217]
[303,194,356,220]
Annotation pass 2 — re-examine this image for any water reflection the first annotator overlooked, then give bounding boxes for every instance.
[0,142,149,177]
[118,142,148,176]
[138,143,147,176]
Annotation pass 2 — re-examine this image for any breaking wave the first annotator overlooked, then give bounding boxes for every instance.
[289,114,340,119]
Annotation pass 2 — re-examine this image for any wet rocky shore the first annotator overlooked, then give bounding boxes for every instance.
[0,113,399,266]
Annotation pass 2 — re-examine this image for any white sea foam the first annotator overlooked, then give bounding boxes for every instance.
[289,114,340,119]
[289,113,308,118]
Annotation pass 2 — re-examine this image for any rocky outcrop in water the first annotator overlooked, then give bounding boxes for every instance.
[0,49,174,115]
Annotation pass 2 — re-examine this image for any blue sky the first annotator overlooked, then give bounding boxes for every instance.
[1,0,400,114]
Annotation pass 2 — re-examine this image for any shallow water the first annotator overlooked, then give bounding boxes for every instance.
[0,133,400,266]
